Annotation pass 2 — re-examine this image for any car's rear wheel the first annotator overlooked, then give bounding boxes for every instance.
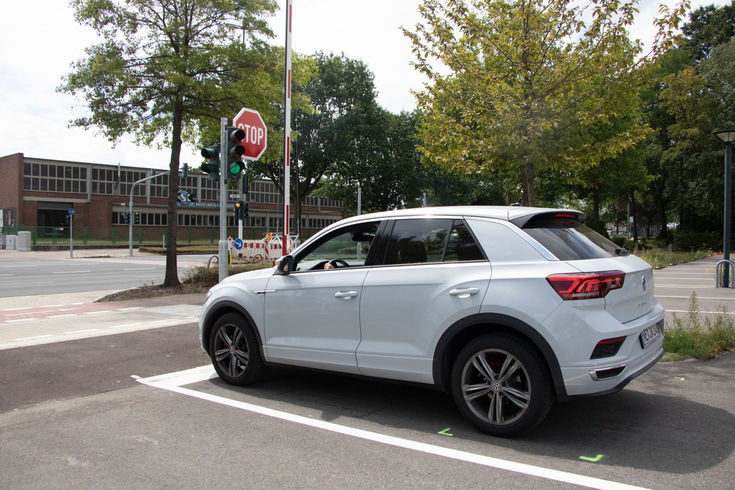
[451,334,552,436]
[209,313,264,386]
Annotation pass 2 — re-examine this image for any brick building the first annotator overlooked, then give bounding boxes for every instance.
[0,153,342,246]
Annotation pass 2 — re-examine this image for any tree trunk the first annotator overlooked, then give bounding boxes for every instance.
[163,98,183,287]
[521,161,536,206]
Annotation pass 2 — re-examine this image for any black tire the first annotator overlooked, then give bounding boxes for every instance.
[450,334,553,436]
[209,313,264,386]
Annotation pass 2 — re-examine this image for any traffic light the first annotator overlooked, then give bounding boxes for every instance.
[200,143,220,180]
[234,201,244,221]
[134,212,140,224]
[226,126,246,180]
[181,163,189,180]
[123,211,130,224]
[242,201,249,219]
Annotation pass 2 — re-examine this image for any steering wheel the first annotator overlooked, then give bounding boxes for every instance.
[327,259,350,269]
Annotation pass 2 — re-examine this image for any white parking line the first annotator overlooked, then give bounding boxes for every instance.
[135,367,645,490]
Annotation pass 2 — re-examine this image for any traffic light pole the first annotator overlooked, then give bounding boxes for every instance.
[129,171,170,257]
[219,117,228,282]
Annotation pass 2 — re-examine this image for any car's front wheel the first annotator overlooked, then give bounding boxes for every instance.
[209,313,264,386]
[451,334,552,436]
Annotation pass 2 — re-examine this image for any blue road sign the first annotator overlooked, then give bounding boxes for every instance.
[234,238,244,250]
[68,208,75,215]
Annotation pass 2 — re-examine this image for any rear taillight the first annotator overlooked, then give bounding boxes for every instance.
[546,271,625,300]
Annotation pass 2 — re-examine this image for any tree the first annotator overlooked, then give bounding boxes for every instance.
[682,1,735,61]
[248,53,382,222]
[661,39,735,232]
[60,0,276,286]
[404,0,687,206]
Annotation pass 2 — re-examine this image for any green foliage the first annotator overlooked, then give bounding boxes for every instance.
[404,0,686,206]
[185,262,273,287]
[60,0,279,286]
[665,292,735,360]
[634,247,713,268]
[672,230,720,251]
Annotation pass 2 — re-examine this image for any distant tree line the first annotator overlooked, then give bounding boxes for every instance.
[63,0,735,279]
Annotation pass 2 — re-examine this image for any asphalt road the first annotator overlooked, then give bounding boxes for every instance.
[0,322,733,489]
[1,253,734,488]
[0,251,211,297]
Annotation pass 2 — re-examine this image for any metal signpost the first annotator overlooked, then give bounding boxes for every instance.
[129,171,170,257]
[68,208,74,258]
[282,0,293,257]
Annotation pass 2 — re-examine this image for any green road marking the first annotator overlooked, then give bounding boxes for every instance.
[438,427,454,437]
[579,454,604,462]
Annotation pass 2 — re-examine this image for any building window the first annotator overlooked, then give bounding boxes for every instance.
[23,163,87,194]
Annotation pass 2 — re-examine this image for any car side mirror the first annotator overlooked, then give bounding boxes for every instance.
[275,255,293,275]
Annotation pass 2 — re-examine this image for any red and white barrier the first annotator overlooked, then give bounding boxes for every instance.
[229,235,299,261]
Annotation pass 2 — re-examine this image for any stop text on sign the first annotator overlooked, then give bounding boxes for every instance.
[238,123,265,147]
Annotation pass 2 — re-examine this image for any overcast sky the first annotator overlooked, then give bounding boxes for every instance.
[0,0,727,170]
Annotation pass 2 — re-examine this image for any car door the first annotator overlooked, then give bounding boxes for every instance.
[357,218,491,383]
[262,221,380,373]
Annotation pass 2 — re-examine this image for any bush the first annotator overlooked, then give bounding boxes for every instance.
[672,230,720,251]
[664,292,735,360]
[185,261,273,287]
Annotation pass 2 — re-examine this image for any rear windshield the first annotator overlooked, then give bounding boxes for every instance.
[520,214,620,261]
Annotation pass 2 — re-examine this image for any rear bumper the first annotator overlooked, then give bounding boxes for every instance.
[559,305,665,396]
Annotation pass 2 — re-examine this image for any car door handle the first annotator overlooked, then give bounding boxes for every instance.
[334,290,359,300]
[449,287,480,299]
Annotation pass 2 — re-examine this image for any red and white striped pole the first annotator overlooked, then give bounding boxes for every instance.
[282,0,293,256]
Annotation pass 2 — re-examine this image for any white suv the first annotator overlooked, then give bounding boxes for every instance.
[199,206,664,436]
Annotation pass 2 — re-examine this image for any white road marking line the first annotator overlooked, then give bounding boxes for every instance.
[666,309,735,315]
[656,284,715,289]
[52,270,91,274]
[4,318,38,323]
[119,307,143,311]
[0,303,71,311]
[0,317,199,350]
[657,295,735,300]
[14,335,53,341]
[83,311,112,315]
[68,329,100,334]
[48,314,77,319]
[136,367,645,490]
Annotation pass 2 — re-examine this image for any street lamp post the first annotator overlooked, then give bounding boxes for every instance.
[715,129,735,287]
[129,171,170,257]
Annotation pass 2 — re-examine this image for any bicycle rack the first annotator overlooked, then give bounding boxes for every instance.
[715,259,735,288]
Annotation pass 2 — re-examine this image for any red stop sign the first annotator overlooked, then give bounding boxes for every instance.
[233,108,268,160]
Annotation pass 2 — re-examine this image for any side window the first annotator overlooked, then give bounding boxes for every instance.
[294,221,379,271]
[384,219,452,265]
[445,221,485,261]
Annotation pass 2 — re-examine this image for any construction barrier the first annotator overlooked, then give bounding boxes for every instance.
[229,235,300,261]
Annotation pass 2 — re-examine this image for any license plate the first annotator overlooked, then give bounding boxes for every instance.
[639,320,663,348]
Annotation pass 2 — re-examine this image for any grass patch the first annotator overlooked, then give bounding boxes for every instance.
[663,292,735,361]
[634,248,713,269]
[184,261,273,288]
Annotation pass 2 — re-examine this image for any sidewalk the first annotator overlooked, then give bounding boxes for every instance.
[653,255,735,322]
